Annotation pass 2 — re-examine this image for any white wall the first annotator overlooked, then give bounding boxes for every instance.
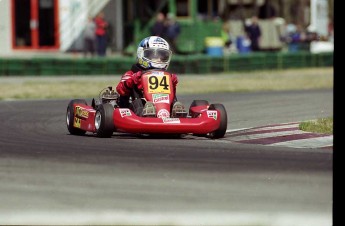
[0,0,110,54]
[0,0,12,55]
[59,0,89,51]
[309,0,329,37]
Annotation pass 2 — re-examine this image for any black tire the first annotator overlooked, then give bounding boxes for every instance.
[66,99,88,136]
[94,103,114,138]
[208,103,228,139]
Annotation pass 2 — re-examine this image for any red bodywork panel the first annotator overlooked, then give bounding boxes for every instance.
[71,103,221,135]
[72,104,97,132]
[113,108,220,134]
[141,71,174,118]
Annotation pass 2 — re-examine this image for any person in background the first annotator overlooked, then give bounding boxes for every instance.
[94,12,108,57]
[327,17,334,43]
[83,16,96,58]
[164,13,181,54]
[244,16,262,52]
[221,20,233,49]
[258,0,276,19]
[115,36,187,118]
[150,12,166,37]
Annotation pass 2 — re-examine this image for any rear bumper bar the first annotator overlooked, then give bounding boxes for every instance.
[113,108,221,134]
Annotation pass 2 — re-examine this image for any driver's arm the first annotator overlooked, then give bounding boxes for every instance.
[116,70,135,96]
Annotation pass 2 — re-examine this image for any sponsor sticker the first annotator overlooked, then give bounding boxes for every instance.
[152,94,170,104]
[138,58,149,68]
[119,109,132,118]
[75,106,89,118]
[153,37,166,45]
[157,109,170,118]
[162,118,181,124]
[150,71,165,76]
[74,117,81,128]
[207,110,218,120]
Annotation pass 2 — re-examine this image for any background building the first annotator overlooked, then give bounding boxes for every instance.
[0,0,333,56]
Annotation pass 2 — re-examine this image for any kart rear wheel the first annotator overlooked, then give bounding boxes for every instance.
[208,103,228,139]
[66,99,87,136]
[95,103,114,138]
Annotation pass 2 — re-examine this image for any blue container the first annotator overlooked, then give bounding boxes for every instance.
[206,47,223,56]
[236,36,251,54]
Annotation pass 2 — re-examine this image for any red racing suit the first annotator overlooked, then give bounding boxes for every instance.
[116,64,178,106]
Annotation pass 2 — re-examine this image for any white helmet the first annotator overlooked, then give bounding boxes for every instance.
[137,36,172,70]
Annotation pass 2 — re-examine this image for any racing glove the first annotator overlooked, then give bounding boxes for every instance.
[116,70,135,96]
[116,71,143,96]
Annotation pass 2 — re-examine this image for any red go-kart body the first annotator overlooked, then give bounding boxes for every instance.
[66,70,228,138]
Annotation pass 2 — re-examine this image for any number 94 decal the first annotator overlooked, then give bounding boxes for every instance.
[147,75,171,94]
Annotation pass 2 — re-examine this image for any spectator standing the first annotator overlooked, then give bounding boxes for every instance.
[221,21,233,49]
[150,12,166,37]
[245,16,262,52]
[83,16,96,58]
[94,12,108,57]
[164,13,181,53]
[328,17,334,42]
[258,0,276,19]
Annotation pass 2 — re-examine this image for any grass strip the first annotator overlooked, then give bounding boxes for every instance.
[299,117,333,135]
[0,67,333,100]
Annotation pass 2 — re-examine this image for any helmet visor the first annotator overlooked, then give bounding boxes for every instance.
[143,48,171,63]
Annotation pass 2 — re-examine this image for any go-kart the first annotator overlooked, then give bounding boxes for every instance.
[66,70,228,139]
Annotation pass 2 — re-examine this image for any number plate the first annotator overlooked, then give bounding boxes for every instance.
[147,74,171,94]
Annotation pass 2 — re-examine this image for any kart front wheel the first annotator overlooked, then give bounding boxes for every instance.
[95,103,114,138]
[208,103,228,139]
[66,99,87,136]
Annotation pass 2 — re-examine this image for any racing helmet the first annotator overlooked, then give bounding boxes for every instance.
[137,36,172,70]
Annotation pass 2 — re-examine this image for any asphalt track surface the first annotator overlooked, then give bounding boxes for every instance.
[0,89,333,225]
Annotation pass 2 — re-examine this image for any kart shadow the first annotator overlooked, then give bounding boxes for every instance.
[112,133,220,140]
[66,133,216,140]
[115,133,186,139]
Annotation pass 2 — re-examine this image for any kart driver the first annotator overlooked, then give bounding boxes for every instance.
[116,36,187,118]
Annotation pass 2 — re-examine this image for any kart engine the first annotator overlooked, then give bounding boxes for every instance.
[92,86,119,109]
[101,87,119,105]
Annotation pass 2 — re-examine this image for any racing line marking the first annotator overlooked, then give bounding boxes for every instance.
[226,122,333,149]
